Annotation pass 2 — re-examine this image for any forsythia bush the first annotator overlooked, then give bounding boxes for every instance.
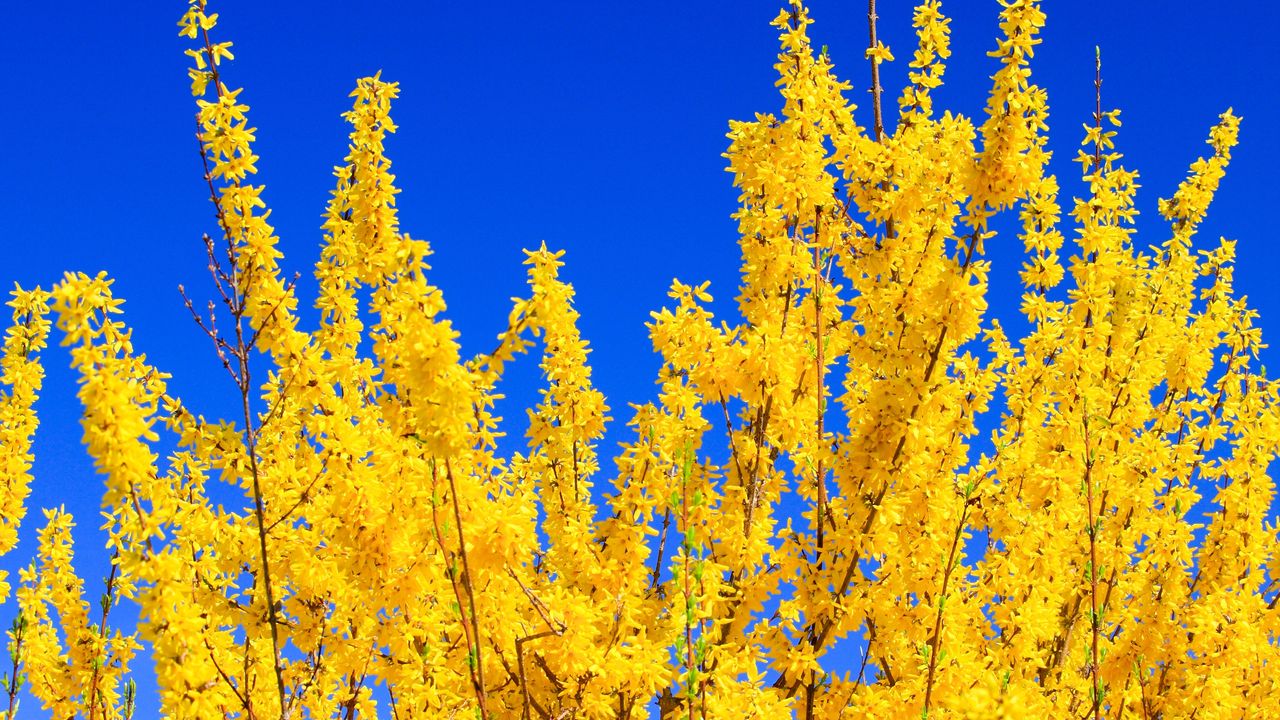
[1,0,1276,718]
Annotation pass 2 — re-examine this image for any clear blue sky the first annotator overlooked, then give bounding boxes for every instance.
[2,1,1278,717]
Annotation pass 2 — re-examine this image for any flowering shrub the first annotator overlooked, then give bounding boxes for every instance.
[0,1,1276,718]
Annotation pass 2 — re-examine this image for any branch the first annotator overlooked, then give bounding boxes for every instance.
[4,612,25,720]
[867,0,886,143]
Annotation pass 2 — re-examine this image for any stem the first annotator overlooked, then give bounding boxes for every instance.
[866,0,896,242]
[867,0,886,143]
[1094,47,1103,172]
[680,447,698,719]
[743,220,802,544]
[5,613,25,720]
[516,631,556,720]
[922,503,973,715]
[1084,416,1101,720]
[387,684,401,720]
[445,461,490,720]
[1084,50,1104,720]
[812,209,828,564]
[651,507,672,595]
[715,396,748,540]
[86,553,120,720]
[241,339,287,715]
[122,680,135,720]
[191,3,288,713]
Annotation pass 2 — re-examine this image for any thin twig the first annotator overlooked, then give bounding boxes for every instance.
[4,612,25,720]
[650,508,672,596]
[86,552,121,720]
[867,0,886,143]
[190,4,289,710]
[812,207,828,564]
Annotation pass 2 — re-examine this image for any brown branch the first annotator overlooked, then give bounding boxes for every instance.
[867,0,886,143]
[387,684,401,720]
[812,208,828,564]
[190,4,288,713]
[264,466,325,534]
[204,636,252,717]
[246,272,302,349]
[239,348,287,715]
[516,631,558,720]
[716,395,748,537]
[853,626,873,691]
[505,567,566,637]
[650,508,672,596]
[340,646,373,720]
[428,466,480,710]
[742,220,804,546]
[283,641,326,720]
[444,460,490,720]
[866,0,897,242]
[179,274,237,386]
[1082,51,1104,720]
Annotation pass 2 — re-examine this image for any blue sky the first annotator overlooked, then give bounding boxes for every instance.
[2,1,1278,716]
